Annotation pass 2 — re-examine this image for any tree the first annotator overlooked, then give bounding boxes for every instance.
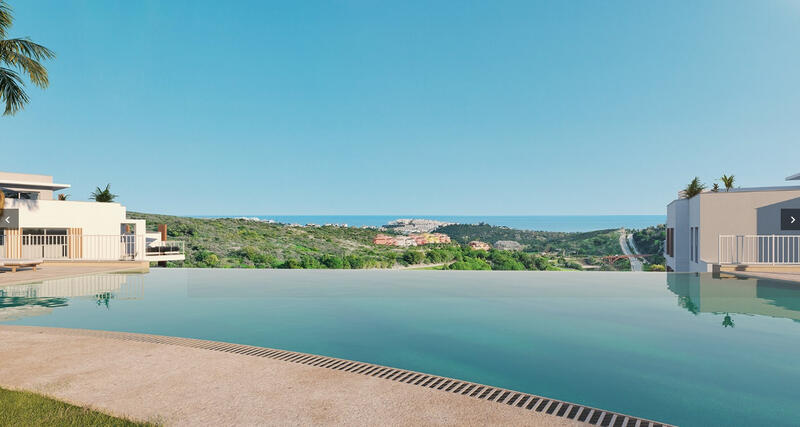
[711,183,719,192]
[682,177,706,198]
[57,193,69,200]
[90,184,117,202]
[720,174,735,192]
[0,1,55,115]
[402,250,424,265]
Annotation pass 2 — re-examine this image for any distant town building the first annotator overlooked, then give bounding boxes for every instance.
[385,218,454,234]
[468,241,491,251]
[393,236,418,247]
[373,234,397,246]
[410,233,451,245]
[494,240,523,251]
[373,232,450,247]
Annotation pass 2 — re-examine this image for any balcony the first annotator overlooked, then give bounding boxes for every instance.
[719,235,800,265]
[0,234,185,262]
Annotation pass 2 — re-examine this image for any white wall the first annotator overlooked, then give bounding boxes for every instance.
[698,189,800,265]
[8,199,127,235]
[666,198,690,271]
[668,187,800,271]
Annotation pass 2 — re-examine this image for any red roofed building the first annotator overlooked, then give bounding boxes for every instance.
[373,234,397,246]
[468,241,491,251]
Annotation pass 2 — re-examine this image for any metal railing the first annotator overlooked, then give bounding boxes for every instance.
[0,234,184,261]
[719,235,800,265]
[146,240,185,256]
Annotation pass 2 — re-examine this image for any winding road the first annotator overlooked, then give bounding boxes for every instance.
[619,231,643,272]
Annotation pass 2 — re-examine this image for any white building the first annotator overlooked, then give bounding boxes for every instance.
[1,171,184,262]
[665,174,800,272]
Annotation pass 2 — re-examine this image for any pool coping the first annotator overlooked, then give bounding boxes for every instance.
[1,325,673,427]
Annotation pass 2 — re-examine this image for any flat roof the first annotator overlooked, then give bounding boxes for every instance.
[0,179,70,191]
[724,185,800,193]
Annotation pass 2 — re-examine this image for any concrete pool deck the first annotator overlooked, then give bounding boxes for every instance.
[0,326,669,427]
[0,262,148,287]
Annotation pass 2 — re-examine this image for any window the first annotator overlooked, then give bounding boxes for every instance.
[694,227,700,263]
[666,228,674,257]
[2,189,40,200]
[688,227,700,263]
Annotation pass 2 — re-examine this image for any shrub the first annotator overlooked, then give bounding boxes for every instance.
[204,253,220,267]
[448,257,491,270]
[534,257,549,271]
[300,255,321,269]
[649,264,666,272]
[402,250,425,265]
[344,254,365,269]
[279,258,301,269]
[320,255,344,269]
[488,250,525,270]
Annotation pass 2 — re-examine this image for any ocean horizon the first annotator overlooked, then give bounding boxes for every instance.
[197,215,666,233]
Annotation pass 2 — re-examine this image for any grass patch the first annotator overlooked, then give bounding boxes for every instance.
[407,265,447,270]
[0,387,153,426]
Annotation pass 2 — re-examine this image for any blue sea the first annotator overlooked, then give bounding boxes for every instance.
[201,215,665,232]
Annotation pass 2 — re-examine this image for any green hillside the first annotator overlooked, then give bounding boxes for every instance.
[127,213,628,270]
[434,223,623,256]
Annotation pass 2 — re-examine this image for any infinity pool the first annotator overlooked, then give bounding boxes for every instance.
[2,269,800,426]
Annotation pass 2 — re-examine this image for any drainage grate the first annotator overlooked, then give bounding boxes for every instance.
[2,326,673,427]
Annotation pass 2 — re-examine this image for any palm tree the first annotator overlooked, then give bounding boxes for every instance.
[0,1,55,115]
[682,177,706,198]
[90,184,117,202]
[720,174,735,192]
[57,193,69,200]
[711,183,720,192]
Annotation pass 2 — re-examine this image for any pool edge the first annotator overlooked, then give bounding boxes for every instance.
[0,325,674,427]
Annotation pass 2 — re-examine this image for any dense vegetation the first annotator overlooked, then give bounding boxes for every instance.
[631,224,666,265]
[128,212,400,269]
[128,213,631,271]
[434,223,623,256]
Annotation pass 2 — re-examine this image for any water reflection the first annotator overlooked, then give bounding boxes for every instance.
[0,274,143,321]
[667,273,800,325]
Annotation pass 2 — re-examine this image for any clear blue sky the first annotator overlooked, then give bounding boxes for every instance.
[3,0,799,215]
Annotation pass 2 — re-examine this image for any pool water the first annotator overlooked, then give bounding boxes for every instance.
[2,270,800,427]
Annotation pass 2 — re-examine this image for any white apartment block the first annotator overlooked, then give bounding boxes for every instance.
[1,171,184,262]
[666,174,800,272]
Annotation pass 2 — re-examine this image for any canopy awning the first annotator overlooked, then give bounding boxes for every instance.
[0,179,70,191]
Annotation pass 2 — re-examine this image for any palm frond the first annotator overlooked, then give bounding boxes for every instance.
[0,66,29,115]
[0,1,12,40]
[0,3,54,115]
[91,184,118,202]
[0,42,49,87]
[682,177,706,198]
[0,38,55,62]
[720,174,735,192]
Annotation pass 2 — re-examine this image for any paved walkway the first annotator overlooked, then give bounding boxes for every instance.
[0,326,603,426]
[0,262,147,287]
